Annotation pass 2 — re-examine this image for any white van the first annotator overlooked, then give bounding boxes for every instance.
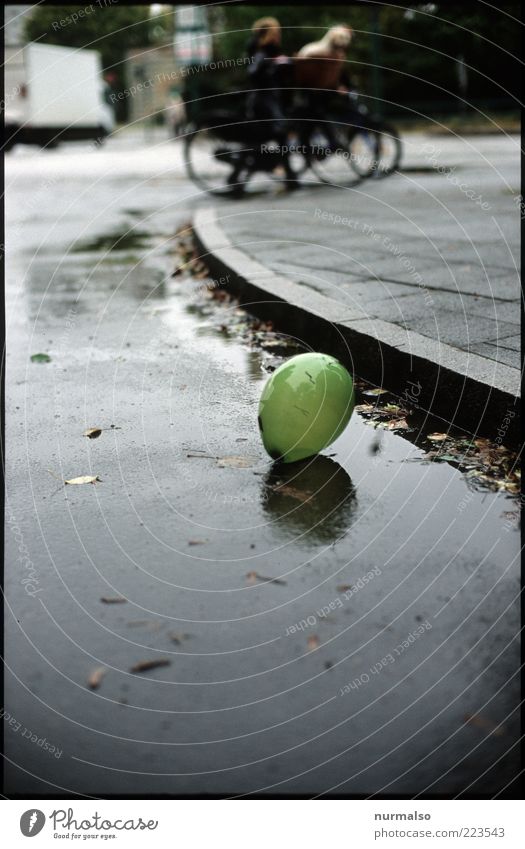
[5,42,115,149]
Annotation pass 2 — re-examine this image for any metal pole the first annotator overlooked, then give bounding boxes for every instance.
[370,7,383,118]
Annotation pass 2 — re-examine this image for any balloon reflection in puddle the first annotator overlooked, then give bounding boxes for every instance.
[261,454,357,545]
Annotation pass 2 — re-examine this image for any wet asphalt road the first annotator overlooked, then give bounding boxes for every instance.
[4,131,520,797]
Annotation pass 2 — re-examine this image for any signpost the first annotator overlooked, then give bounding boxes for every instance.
[174,5,212,121]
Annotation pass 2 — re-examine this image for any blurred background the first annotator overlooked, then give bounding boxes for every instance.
[5,2,521,149]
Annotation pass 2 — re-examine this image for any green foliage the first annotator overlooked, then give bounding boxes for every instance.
[24,5,155,78]
[379,4,521,111]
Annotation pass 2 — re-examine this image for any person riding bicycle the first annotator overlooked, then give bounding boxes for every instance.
[294,24,383,161]
[296,25,353,94]
[244,16,298,187]
[295,26,360,127]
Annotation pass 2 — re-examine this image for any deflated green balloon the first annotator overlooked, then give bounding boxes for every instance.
[258,352,354,463]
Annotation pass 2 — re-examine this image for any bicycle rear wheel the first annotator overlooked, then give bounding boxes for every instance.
[185,125,254,196]
[349,123,402,178]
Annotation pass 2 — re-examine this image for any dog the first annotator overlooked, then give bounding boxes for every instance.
[294,25,353,90]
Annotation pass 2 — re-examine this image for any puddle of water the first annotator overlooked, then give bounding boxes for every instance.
[72,228,153,253]
[262,455,358,544]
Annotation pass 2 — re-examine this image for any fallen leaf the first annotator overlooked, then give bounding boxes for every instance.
[363,387,389,396]
[187,451,216,459]
[130,658,171,674]
[83,428,102,439]
[355,404,374,413]
[217,455,256,468]
[127,620,162,630]
[246,571,287,586]
[307,635,320,651]
[427,433,449,442]
[379,418,411,431]
[87,667,106,690]
[502,480,519,493]
[65,475,101,485]
[501,510,518,521]
[100,596,127,604]
[261,339,287,348]
[169,632,191,644]
[30,353,51,363]
[464,713,505,736]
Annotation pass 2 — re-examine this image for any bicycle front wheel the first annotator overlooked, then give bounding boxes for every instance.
[349,123,402,178]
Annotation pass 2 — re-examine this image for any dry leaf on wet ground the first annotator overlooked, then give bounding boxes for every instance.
[87,667,107,690]
[130,659,171,674]
[354,398,415,433]
[83,428,102,439]
[217,455,257,468]
[422,436,520,493]
[354,388,519,494]
[362,387,389,396]
[169,632,192,644]
[65,475,101,485]
[246,571,287,586]
[464,713,505,736]
[127,620,163,631]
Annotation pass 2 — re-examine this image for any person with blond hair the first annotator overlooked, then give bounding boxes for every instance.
[243,16,298,187]
[295,24,354,116]
[296,25,353,90]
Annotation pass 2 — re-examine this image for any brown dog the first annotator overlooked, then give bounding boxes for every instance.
[294,25,353,90]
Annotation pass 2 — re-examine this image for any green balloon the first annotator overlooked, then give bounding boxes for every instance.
[258,353,355,463]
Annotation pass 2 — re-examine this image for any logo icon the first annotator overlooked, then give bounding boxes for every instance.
[20,810,46,837]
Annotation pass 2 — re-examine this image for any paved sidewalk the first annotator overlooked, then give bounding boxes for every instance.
[213,133,521,376]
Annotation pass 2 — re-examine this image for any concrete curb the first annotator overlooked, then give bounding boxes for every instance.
[193,206,520,444]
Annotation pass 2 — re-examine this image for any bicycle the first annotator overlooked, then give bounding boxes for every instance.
[184,90,402,196]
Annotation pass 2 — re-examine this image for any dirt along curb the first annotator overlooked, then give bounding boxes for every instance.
[193,206,520,446]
